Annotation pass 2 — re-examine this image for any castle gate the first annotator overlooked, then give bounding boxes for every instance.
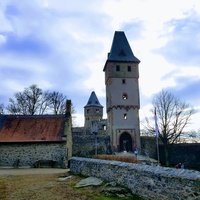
[119,132,133,152]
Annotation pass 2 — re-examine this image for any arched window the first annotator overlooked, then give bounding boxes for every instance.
[122,93,128,100]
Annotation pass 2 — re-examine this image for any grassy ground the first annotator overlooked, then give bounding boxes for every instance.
[0,171,144,200]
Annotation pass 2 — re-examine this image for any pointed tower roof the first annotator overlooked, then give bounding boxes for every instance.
[84,91,103,108]
[103,31,140,71]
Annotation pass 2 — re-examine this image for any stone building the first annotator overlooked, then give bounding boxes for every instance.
[0,100,72,168]
[73,31,141,155]
[103,31,141,152]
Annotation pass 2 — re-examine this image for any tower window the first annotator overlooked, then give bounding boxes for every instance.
[96,109,99,113]
[124,113,127,120]
[122,79,126,84]
[128,66,131,72]
[116,65,120,71]
[122,93,128,100]
[87,109,90,113]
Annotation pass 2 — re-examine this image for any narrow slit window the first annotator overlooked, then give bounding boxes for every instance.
[122,79,126,84]
[128,66,131,72]
[124,113,127,120]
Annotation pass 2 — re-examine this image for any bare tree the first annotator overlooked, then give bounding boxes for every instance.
[144,90,196,166]
[48,91,67,114]
[0,103,4,114]
[7,84,43,115]
[5,84,76,118]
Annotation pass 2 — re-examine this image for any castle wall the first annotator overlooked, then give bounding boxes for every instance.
[0,142,67,168]
[70,157,200,200]
[72,133,111,157]
[141,136,200,170]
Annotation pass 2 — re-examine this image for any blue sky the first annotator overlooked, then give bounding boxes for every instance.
[0,0,200,131]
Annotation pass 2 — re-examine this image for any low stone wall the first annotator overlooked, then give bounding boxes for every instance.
[0,142,67,168]
[70,157,200,200]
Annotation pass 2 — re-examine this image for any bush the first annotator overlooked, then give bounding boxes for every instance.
[93,155,139,164]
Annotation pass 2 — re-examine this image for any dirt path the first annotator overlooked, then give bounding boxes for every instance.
[0,168,68,176]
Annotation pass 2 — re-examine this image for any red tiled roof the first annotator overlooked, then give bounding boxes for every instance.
[0,115,67,142]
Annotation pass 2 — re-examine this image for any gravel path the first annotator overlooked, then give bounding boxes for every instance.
[0,168,69,176]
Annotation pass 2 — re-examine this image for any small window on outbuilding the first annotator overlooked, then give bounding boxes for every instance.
[116,65,120,71]
[128,66,131,72]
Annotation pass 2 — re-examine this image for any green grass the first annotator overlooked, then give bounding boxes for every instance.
[94,196,143,200]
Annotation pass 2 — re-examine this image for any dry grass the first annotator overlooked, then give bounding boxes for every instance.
[0,171,144,200]
[93,155,140,164]
[0,172,97,200]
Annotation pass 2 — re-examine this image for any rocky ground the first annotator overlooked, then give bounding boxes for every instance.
[0,168,144,200]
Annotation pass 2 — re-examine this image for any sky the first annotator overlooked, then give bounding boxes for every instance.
[0,0,200,131]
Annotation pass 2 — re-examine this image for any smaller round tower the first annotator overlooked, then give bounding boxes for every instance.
[84,91,103,129]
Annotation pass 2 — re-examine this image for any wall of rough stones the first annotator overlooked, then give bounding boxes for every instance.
[70,157,200,200]
[0,142,67,168]
[72,129,111,157]
[141,136,200,170]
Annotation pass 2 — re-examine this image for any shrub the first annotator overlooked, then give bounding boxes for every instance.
[93,155,139,164]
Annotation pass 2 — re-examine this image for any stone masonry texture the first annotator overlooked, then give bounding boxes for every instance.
[0,143,67,168]
[70,157,200,200]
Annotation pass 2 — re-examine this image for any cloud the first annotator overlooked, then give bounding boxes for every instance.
[0,0,200,130]
[0,33,51,56]
[157,10,200,66]
[165,76,200,105]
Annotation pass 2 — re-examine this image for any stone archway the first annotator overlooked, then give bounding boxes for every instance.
[119,132,133,152]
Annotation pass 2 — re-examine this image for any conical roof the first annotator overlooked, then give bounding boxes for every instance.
[84,91,103,108]
[103,31,140,71]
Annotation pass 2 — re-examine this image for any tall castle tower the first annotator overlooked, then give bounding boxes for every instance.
[84,91,103,129]
[103,31,141,152]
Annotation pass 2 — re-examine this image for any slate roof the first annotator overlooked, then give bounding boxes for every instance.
[103,31,140,71]
[84,91,103,108]
[0,114,67,142]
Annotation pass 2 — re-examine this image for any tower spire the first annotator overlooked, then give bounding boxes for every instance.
[84,91,103,129]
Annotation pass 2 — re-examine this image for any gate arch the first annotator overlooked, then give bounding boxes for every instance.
[119,132,133,152]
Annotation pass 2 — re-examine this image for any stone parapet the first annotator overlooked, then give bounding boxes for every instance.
[70,157,200,200]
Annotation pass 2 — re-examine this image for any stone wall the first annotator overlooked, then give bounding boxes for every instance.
[141,136,200,170]
[140,136,158,158]
[0,142,67,168]
[159,143,200,170]
[70,157,200,200]
[72,129,111,157]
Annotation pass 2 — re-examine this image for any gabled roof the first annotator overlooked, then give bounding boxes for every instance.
[103,31,140,71]
[0,114,67,142]
[84,91,103,108]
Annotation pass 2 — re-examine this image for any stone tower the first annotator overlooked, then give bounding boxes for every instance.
[84,91,103,129]
[103,31,141,153]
